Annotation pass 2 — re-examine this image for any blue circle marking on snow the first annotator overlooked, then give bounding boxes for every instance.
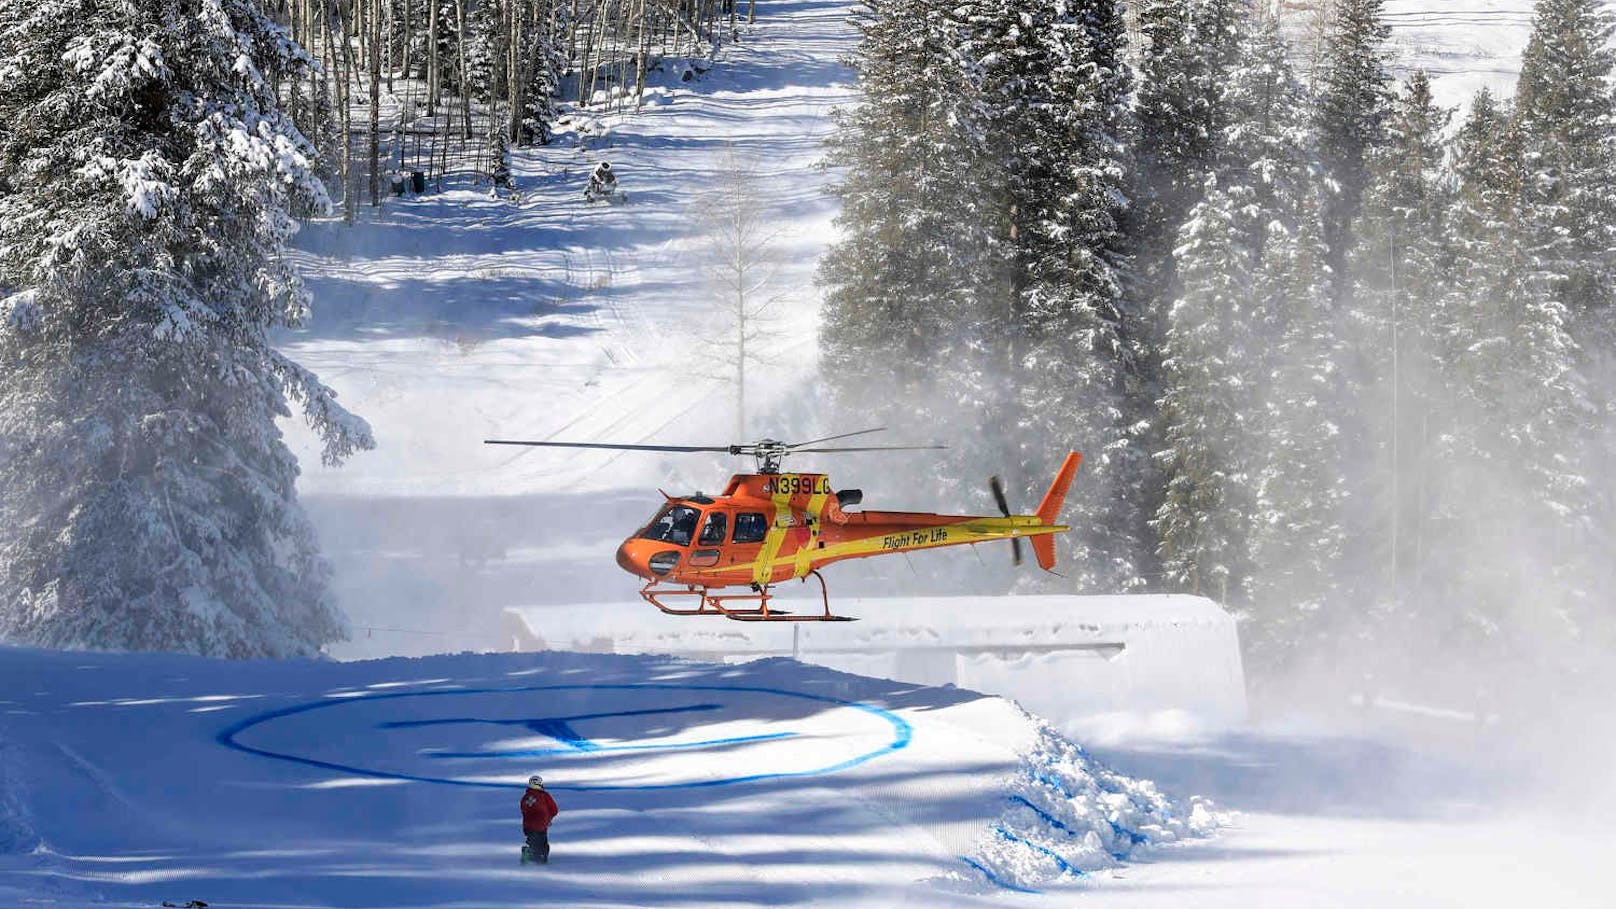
[216,683,911,792]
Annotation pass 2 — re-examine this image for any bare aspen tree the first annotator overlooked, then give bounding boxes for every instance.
[428,0,440,116]
[331,0,355,221]
[369,0,383,205]
[266,0,737,203]
[693,151,787,439]
[455,0,472,139]
[509,0,524,142]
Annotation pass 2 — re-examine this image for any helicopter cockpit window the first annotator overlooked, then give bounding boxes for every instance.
[642,505,701,546]
[733,512,768,544]
[698,512,728,546]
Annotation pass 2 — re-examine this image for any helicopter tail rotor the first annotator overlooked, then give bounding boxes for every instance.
[988,475,1024,567]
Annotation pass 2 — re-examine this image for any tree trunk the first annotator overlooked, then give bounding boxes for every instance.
[428,0,440,116]
[508,0,524,143]
[455,0,472,139]
[369,0,383,206]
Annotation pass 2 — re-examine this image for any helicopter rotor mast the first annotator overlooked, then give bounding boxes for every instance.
[483,428,946,474]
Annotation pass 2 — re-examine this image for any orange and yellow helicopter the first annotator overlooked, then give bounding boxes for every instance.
[484,430,1081,622]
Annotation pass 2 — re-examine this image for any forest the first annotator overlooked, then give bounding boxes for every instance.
[820,0,1616,694]
[1,0,1612,700]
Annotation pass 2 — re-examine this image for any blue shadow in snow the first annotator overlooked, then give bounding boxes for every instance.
[382,704,798,757]
[216,683,910,792]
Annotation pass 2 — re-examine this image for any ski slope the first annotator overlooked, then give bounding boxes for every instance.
[7,2,1604,907]
[0,645,1218,907]
[280,0,850,502]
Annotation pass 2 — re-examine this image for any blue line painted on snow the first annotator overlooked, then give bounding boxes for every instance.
[1008,794,1077,837]
[995,825,1083,877]
[959,856,1041,894]
[381,705,757,755]
[216,683,911,792]
[1030,769,1074,799]
[426,730,797,759]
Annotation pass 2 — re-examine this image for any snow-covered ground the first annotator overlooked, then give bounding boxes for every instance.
[0,646,1219,907]
[8,2,1607,906]
[3,644,1611,908]
[1380,1,1610,109]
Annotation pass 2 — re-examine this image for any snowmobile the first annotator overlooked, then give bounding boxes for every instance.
[583,162,627,204]
[583,179,627,205]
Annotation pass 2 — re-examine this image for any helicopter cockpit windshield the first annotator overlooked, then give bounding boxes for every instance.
[641,504,701,546]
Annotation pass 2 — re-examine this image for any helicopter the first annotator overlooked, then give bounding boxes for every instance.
[483,430,1082,622]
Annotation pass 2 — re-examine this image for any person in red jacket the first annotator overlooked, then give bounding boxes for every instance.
[520,774,559,864]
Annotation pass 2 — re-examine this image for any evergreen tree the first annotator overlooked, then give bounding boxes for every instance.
[1438,89,1596,667]
[1007,0,1143,590]
[1248,194,1345,669]
[1153,181,1258,603]
[1513,0,1616,615]
[1314,0,1393,290]
[1513,0,1616,319]
[1340,70,1452,619]
[822,0,1147,589]
[0,0,374,657]
[1130,0,1248,326]
[1207,11,1347,666]
[819,0,989,439]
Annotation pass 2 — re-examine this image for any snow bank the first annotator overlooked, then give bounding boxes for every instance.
[509,594,1248,732]
[962,719,1223,892]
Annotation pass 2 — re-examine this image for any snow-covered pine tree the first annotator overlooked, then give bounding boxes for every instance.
[467,0,510,106]
[1153,180,1259,604]
[1514,0,1616,319]
[985,0,1144,591]
[0,0,375,657]
[1131,0,1245,238]
[1207,11,1346,669]
[823,0,1148,589]
[1341,71,1452,621]
[1129,0,1248,333]
[1513,0,1616,615]
[1248,194,1345,671]
[1313,0,1393,292]
[819,0,997,473]
[516,9,564,146]
[1432,87,1598,674]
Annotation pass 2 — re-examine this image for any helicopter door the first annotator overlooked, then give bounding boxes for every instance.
[689,512,728,568]
[727,511,769,572]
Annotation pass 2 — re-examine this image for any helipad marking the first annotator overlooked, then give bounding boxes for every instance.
[217,683,911,791]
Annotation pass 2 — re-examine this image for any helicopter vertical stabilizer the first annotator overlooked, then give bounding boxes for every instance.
[1031,453,1082,571]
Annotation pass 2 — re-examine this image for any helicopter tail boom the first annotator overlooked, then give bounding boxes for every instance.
[1031,453,1083,571]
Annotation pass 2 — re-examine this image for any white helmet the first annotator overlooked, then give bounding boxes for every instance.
[528,774,544,788]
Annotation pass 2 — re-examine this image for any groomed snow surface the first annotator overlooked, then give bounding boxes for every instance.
[4,1,1613,906]
[0,646,1219,906]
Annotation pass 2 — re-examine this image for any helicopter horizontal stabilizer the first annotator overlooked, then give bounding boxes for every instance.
[1031,453,1083,571]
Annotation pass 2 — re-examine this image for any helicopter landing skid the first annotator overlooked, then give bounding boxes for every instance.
[639,571,856,622]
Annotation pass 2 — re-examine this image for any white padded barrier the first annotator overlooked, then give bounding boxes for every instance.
[507,594,1247,729]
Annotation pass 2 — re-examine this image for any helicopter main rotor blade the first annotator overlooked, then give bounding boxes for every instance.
[788,427,887,449]
[485,440,738,453]
[789,444,948,454]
